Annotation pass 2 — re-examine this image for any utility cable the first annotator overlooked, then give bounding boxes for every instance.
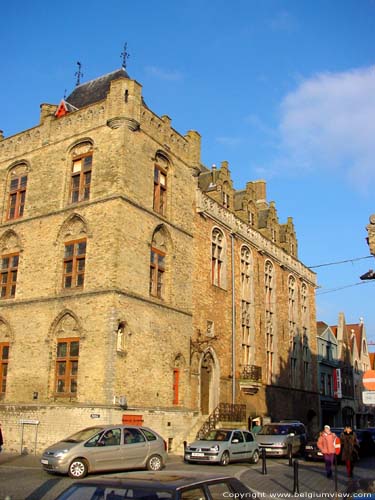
[316,280,374,296]
[309,255,373,269]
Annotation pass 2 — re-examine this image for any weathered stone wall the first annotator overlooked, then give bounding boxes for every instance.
[0,404,199,454]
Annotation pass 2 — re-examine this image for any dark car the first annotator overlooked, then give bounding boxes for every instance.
[356,429,375,457]
[304,432,324,461]
[55,471,253,499]
[304,428,343,462]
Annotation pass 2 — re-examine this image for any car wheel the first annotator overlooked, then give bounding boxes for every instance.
[220,451,230,466]
[68,458,88,479]
[146,454,163,471]
[251,450,260,464]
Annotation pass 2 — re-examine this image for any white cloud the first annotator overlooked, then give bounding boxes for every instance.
[279,66,375,190]
[145,65,183,81]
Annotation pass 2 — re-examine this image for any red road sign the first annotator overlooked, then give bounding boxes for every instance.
[363,370,375,391]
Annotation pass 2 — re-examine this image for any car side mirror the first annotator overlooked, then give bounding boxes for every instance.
[232,439,239,443]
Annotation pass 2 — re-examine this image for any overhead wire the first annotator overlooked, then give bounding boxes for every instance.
[309,255,373,269]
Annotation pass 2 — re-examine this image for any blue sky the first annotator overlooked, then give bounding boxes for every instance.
[2,0,375,343]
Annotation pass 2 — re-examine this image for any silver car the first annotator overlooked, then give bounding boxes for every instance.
[255,422,307,457]
[41,425,167,479]
[184,428,260,465]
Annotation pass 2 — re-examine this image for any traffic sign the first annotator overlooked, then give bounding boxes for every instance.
[363,391,375,405]
[363,370,375,390]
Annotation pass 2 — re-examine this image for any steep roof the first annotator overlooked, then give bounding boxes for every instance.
[65,68,130,109]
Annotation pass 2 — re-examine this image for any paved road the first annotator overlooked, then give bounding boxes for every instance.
[0,452,374,499]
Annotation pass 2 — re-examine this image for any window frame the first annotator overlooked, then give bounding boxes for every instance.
[69,152,92,204]
[149,246,165,298]
[212,228,225,288]
[7,174,27,220]
[55,337,79,396]
[0,342,9,394]
[63,238,87,289]
[173,368,179,405]
[153,164,167,215]
[1,252,19,299]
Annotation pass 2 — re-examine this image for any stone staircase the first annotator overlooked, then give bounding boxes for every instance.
[173,403,247,453]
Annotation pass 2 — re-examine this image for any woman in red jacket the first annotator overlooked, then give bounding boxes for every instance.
[317,425,337,478]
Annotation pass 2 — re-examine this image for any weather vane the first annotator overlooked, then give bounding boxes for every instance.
[121,43,130,70]
[75,61,83,86]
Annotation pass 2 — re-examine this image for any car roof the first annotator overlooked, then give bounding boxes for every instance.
[68,472,242,490]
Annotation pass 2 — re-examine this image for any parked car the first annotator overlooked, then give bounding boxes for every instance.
[184,428,260,465]
[41,425,167,479]
[356,429,375,457]
[55,472,253,499]
[255,421,307,457]
[304,432,324,461]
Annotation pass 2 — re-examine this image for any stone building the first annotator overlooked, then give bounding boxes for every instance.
[0,67,319,453]
[192,163,319,437]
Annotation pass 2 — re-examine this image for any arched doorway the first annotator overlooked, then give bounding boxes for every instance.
[200,349,219,415]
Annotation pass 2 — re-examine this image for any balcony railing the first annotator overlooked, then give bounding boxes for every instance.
[240,364,262,382]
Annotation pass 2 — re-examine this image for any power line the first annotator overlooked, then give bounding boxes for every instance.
[316,280,374,296]
[309,255,373,269]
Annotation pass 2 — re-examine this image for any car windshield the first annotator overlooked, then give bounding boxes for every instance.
[203,430,231,441]
[62,427,105,443]
[57,484,173,499]
[258,425,292,436]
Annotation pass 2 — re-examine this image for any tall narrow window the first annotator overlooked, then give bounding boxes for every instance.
[150,247,165,298]
[7,174,27,220]
[173,368,179,405]
[63,239,86,289]
[290,339,298,387]
[55,338,79,395]
[241,246,253,366]
[1,253,19,299]
[265,260,275,384]
[212,228,225,287]
[70,153,92,203]
[0,343,9,394]
[153,166,167,215]
[150,228,168,299]
[288,275,297,342]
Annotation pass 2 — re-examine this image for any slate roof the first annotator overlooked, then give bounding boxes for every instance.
[65,68,130,109]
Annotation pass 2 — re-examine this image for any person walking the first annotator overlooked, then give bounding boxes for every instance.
[317,425,337,478]
[340,426,359,478]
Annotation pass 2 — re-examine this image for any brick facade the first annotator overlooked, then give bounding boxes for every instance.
[0,68,320,453]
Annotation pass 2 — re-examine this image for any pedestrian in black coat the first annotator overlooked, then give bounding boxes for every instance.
[340,426,359,478]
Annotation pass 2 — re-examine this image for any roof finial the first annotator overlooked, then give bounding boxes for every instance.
[75,61,83,86]
[121,43,130,70]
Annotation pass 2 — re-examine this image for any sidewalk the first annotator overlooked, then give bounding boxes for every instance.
[239,456,375,497]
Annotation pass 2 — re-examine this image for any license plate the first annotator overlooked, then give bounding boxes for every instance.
[192,452,204,457]
[41,459,49,465]
[305,446,313,450]
[317,451,323,456]
[265,448,272,452]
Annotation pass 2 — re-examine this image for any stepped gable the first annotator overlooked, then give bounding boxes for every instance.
[65,68,130,108]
